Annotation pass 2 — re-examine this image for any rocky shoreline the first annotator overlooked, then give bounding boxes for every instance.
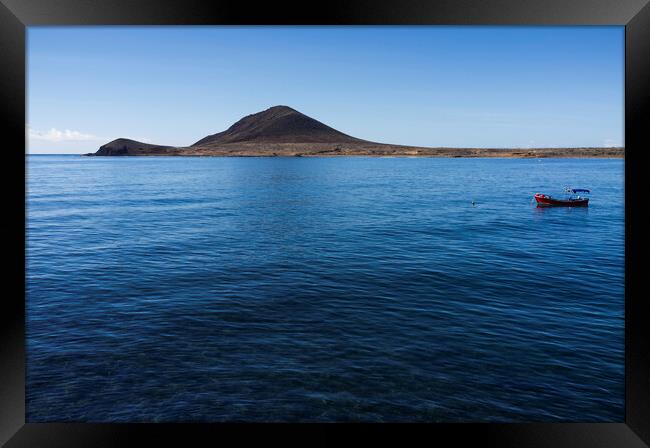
[84,142,624,158]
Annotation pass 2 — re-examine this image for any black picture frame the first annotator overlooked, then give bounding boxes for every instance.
[2,0,648,446]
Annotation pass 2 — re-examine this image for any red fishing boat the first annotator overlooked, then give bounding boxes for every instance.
[534,188,590,207]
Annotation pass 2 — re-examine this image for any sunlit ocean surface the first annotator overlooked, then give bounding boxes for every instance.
[26,155,624,422]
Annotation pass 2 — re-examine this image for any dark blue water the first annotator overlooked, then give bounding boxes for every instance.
[26,155,624,422]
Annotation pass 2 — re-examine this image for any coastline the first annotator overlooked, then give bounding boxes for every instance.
[83,146,625,158]
[85,107,624,159]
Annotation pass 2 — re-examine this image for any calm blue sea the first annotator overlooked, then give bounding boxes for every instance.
[26,155,625,422]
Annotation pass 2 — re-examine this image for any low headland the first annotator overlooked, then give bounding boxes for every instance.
[85,106,624,158]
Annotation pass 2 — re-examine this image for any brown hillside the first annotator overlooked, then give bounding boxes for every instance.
[191,105,365,147]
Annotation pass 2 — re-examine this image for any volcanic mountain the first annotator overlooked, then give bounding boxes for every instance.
[88,105,624,158]
[192,105,364,146]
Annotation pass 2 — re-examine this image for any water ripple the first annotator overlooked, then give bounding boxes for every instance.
[26,156,624,422]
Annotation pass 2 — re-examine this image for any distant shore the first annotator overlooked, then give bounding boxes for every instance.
[84,144,624,158]
[86,107,625,159]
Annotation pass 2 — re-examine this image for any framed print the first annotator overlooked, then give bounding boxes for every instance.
[1,0,649,446]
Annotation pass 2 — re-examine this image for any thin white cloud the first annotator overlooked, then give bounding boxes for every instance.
[27,125,102,142]
[602,138,622,148]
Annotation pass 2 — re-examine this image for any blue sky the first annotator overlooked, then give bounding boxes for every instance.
[27,26,624,153]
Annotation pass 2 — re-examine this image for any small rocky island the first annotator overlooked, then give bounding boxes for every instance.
[87,106,624,158]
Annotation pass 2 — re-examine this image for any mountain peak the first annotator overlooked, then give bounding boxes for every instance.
[191,106,363,147]
[266,105,295,112]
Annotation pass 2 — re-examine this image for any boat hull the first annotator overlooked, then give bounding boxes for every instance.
[534,194,589,207]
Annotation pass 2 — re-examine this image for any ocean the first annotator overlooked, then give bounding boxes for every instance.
[26,155,625,422]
